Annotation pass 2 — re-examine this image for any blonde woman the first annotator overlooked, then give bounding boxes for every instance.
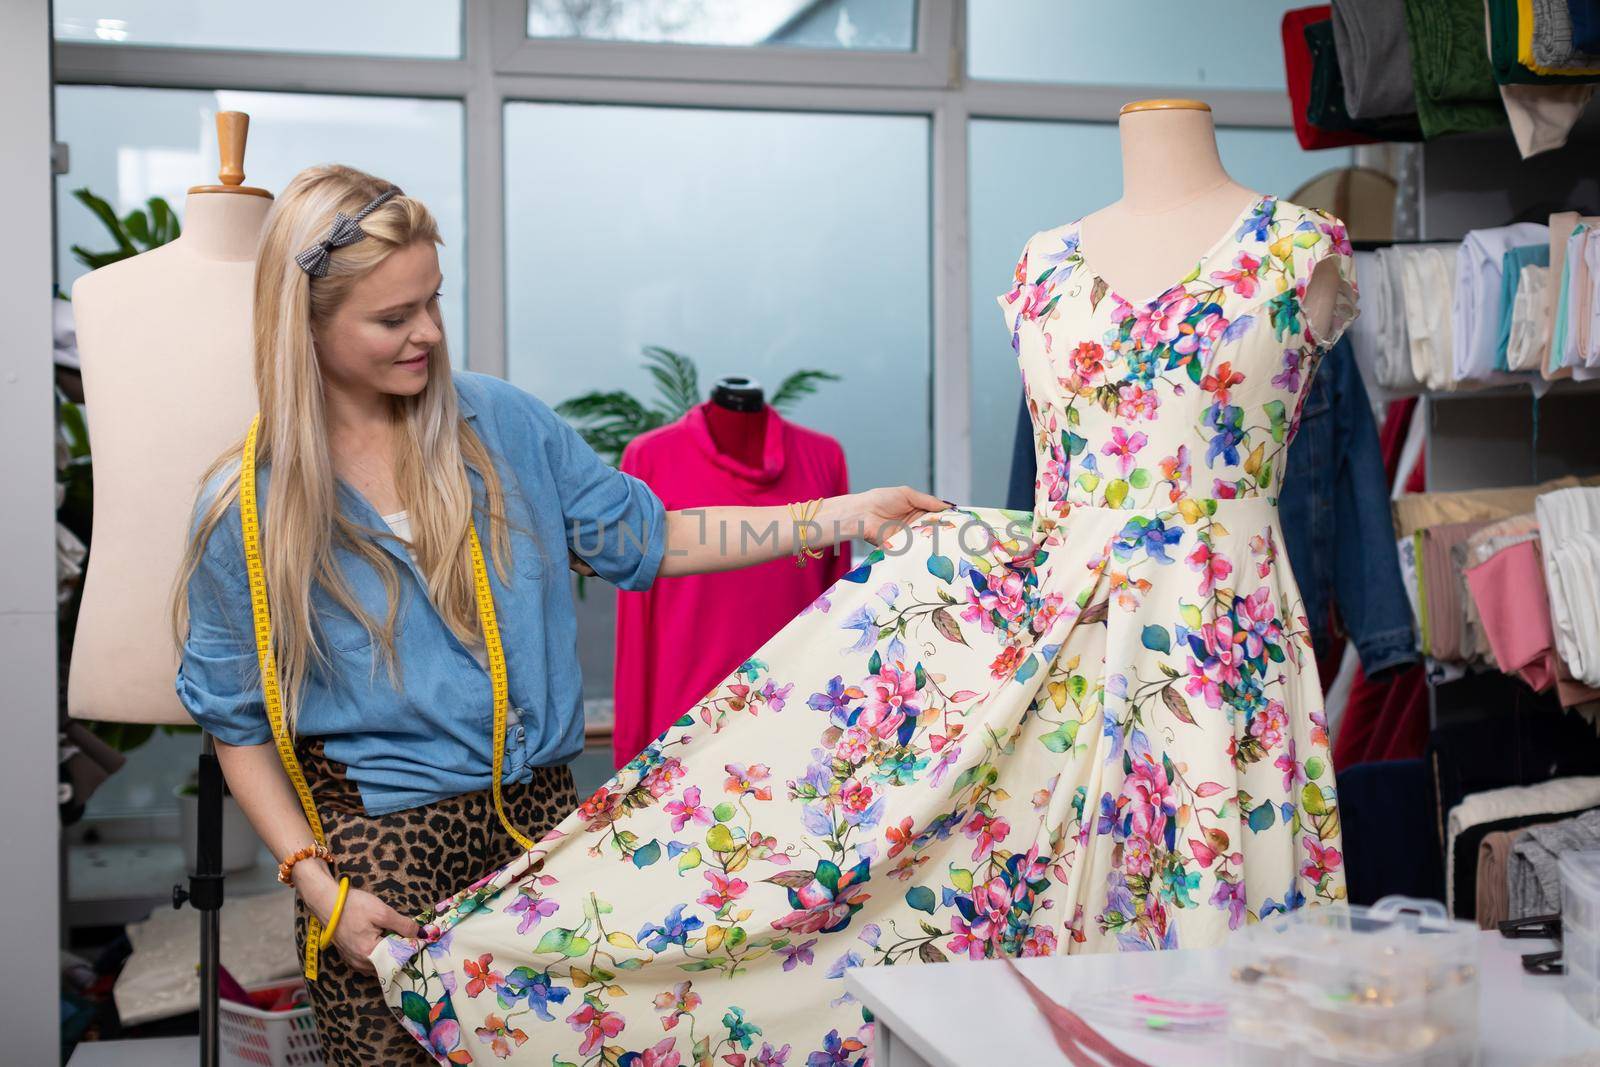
[172,164,946,1064]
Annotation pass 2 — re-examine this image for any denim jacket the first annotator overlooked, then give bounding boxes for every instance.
[175,371,666,815]
[1007,335,1416,677]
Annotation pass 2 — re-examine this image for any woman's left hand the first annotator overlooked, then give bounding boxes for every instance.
[850,486,954,546]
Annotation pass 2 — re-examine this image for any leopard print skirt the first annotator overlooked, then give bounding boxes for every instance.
[290,740,578,1066]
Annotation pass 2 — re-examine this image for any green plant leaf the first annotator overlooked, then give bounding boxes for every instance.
[769,369,842,411]
[642,346,700,418]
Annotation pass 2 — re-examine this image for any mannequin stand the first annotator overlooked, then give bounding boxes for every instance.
[170,732,224,1067]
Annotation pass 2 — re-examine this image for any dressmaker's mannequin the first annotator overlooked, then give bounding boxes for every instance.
[69,113,270,724]
[705,376,767,470]
[1079,99,1340,339]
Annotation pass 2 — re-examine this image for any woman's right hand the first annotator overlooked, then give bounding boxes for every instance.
[301,872,421,975]
[326,887,422,974]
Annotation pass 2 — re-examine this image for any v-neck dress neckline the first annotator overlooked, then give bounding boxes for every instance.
[1072,193,1271,308]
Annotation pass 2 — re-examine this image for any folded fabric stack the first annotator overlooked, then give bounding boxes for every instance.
[1284,1,1599,156]
[1391,479,1600,713]
[1486,0,1600,156]
[1454,222,1550,385]
[1348,211,1600,392]
[1535,487,1600,685]
[1549,212,1600,380]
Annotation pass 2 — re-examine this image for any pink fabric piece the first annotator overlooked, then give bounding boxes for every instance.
[612,402,850,768]
[1465,539,1600,707]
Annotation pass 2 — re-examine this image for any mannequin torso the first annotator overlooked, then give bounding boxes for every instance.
[703,403,768,469]
[70,189,268,724]
[1079,102,1339,338]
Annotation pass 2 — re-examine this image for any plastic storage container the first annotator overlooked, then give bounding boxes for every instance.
[1226,896,1480,1066]
[218,982,324,1067]
[1560,850,1600,1027]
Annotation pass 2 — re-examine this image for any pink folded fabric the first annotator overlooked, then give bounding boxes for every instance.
[1466,538,1600,706]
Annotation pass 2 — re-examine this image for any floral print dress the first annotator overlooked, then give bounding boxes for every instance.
[374,194,1356,1066]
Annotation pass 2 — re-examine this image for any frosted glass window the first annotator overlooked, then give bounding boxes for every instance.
[504,102,931,494]
[968,0,1304,89]
[55,86,467,359]
[54,1,463,58]
[526,0,916,51]
[967,120,1352,505]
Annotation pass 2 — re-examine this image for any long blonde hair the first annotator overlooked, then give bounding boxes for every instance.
[171,164,516,733]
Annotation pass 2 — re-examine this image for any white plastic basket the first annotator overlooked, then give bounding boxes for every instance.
[218,988,324,1067]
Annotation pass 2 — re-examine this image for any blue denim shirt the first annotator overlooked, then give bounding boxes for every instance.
[1007,336,1416,677]
[175,371,666,815]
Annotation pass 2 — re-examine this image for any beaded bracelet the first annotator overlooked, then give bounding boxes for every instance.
[277,843,334,886]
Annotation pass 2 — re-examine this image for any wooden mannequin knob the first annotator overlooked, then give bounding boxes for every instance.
[1120,99,1213,115]
[217,111,247,186]
[188,110,272,198]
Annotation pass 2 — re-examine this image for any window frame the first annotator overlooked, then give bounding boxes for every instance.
[52,0,1302,501]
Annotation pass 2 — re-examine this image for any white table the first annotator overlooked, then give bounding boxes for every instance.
[846,933,1600,1066]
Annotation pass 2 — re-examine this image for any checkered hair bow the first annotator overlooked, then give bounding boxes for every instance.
[293,186,402,278]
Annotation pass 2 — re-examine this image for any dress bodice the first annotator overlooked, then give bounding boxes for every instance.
[999,195,1356,527]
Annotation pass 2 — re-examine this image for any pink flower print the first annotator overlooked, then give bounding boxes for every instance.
[1123,757,1175,845]
[1021,925,1059,957]
[639,1037,682,1067]
[1238,587,1283,659]
[1173,309,1227,357]
[1116,382,1160,421]
[1125,835,1155,877]
[965,811,1011,862]
[1129,292,1196,347]
[961,569,1026,634]
[947,916,990,960]
[664,786,713,832]
[1200,361,1246,405]
[1067,341,1106,387]
[1301,837,1343,886]
[723,763,773,801]
[861,662,919,739]
[1185,542,1233,597]
[1185,655,1224,710]
[567,1003,625,1057]
[836,726,871,763]
[698,869,749,911]
[1209,252,1262,297]
[1276,739,1305,792]
[1250,699,1289,751]
[1030,591,1064,635]
[1100,426,1148,476]
[653,980,702,1030]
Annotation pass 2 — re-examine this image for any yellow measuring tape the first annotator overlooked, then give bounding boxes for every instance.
[239,414,533,981]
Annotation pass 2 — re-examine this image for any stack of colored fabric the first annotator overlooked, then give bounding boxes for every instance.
[1548,213,1600,380]
[1343,213,1600,393]
[1288,1,1599,155]
[1390,477,1600,716]
[1286,5,1419,148]
[1403,0,1509,138]
[1453,222,1549,384]
[1486,0,1600,156]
